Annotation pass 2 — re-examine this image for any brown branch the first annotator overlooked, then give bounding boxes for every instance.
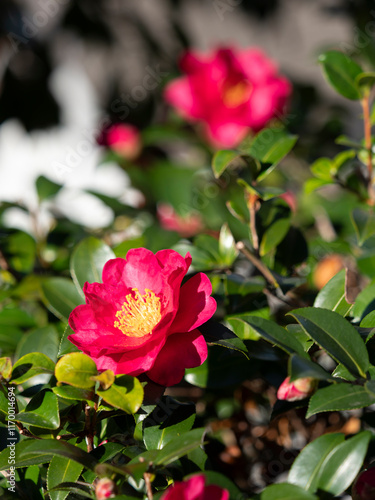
[362,93,374,202]
[236,241,280,291]
[144,472,153,500]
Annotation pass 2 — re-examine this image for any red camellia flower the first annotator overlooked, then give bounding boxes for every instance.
[164,47,291,148]
[160,474,229,500]
[68,248,216,386]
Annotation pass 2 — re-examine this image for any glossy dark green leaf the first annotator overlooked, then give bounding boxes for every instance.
[360,310,375,328]
[289,354,332,382]
[154,427,205,465]
[11,352,55,384]
[318,50,363,100]
[316,431,371,496]
[351,280,375,322]
[313,269,352,316]
[55,352,97,389]
[36,175,62,201]
[290,308,369,378]
[212,150,239,178]
[0,439,53,468]
[47,455,84,500]
[70,236,115,296]
[52,385,94,402]
[306,384,375,418]
[185,346,249,389]
[332,364,356,381]
[0,307,36,327]
[21,439,98,471]
[143,397,196,450]
[239,316,307,358]
[351,208,375,247]
[356,71,375,92]
[260,483,318,500]
[288,433,345,492]
[46,482,93,500]
[260,218,290,256]
[247,128,297,165]
[15,325,60,363]
[97,375,144,414]
[15,390,60,429]
[41,277,84,322]
[199,319,248,357]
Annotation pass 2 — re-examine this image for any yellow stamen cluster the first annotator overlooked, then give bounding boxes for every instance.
[223,80,252,108]
[114,288,161,338]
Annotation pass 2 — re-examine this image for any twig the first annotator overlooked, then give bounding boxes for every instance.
[248,193,259,254]
[362,93,374,202]
[144,472,153,500]
[236,241,280,291]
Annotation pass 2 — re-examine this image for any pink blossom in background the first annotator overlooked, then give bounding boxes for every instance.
[164,47,291,148]
[106,123,141,159]
[68,248,216,386]
[160,474,229,500]
[277,376,317,402]
[157,203,204,237]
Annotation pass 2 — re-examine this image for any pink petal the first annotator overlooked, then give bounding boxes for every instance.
[203,485,229,500]
[171,273,216,334]
[146,329,207,386]
[164,77,200,119]
[205,121,249,148]
[102,258,126,286]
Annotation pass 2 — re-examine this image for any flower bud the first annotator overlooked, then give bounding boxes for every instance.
[277,376,317,402]
[95,478,117,499]
[352,468,375,500]
[106,124,141,160]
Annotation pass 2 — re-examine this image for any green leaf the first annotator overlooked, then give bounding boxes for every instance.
[360,310,375,328]
[247,128,297,165]
[70,237,115,296]
[15,389,60,429]
[289,354,332,382]
[211,150,239,178]
[316,431,371,496]
[6,231,36,273]
[41,277,84,322]
[332,364,356,381]
[46,482,93,500]
[185,346,249,389]
[0,357,12,380]
[52,385,94,402]
[47,455,84,500]
[289,308,369,378]
[304,178,332,195]
[318,50,363,100]
[306,383,375,418]
[218,224,238,266]
[288,433,345,492]
[0,439,53,468]
[260,218,290,256]
[351,208,375,246]
[55,352,97,389]
[313,269,352,316]
[356,71,375,92]
[58,325,80,356]
[11,352,55,384]
[351,280,375,322]
[310,158,334,181]
[238,316,308,358]
[154,428,206,465]
[15,325,60,363]
[143,397,196,450]
[97,375,144,414]
[260,483,318,500]
[16,439,98,471]
[36,175,62,201]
